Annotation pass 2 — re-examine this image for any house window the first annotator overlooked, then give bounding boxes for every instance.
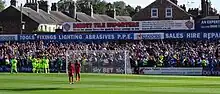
[40,25,43,31]
[0,26,3,32]
[49,27,51,32]
[151,8,158,18]
[166,8,172,18]
[53,27,56,32]
[45,25,47,32]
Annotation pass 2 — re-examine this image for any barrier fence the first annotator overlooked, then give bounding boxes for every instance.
[1,65,219,76]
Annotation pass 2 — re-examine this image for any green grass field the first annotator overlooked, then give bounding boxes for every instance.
[0,73,220,94]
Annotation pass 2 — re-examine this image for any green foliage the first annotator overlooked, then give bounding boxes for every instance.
[57,0,72,11]
[57,0,141,17]
[0,0,5,11]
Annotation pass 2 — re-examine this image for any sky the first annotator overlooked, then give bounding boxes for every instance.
[4,0,220,12]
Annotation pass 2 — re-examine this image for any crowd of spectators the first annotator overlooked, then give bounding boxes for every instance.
[0,40,220,70]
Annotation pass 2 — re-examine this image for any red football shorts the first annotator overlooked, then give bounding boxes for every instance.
[68,72,74,77]
[76,69,80,73]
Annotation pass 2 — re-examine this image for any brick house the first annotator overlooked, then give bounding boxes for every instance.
[0,0,76,34]
[132,0,192,21]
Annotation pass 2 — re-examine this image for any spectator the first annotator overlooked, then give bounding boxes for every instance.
[0,40,220,72]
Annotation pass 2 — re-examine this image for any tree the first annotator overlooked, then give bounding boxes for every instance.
[57,0,72,11]
[135,6,142,13]
[113,1,126,16]
[57,0,137,17]
[198,0,218,16]
[125,5,135,17]
[93,1,108,14]
[207,1,218,16]
[0,0,5,11]
[209,7,218,16]
[76,0,108,14]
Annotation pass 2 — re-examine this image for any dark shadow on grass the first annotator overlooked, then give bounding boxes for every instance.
[0,88,74,91]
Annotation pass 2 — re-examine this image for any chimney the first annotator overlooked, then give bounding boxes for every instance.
[170,0,178,5]
[113,8,116,19]
[90,4,94,18]
[69,1,77,19]
[10,0,16,6]
[38,0,49,13]
[84,2,94,17]
[106,7,116,19]
[24,0,39,12]
[180,4,186,11]
[51,3,58,11]
[188,8,199,16]
[201,0,208,17]
[206,0,209,16]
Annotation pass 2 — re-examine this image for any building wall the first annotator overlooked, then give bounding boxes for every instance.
[38,24,60,32]
[0,6,39,34]
[132,0,191,21]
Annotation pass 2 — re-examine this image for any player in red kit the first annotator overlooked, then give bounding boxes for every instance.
[75,60,81,81]
[68,62,75,84]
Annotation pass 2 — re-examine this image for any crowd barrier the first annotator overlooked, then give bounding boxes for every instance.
[1,65,220,76]
[0,66,62,73]
[202,67,220,76]
[0,65,66,73]
[139,67,203,76]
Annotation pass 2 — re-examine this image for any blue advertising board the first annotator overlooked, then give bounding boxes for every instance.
[199,19,220,29]
[0,65,65,73]
[165,32,220,39]
[18,33,134,41]
[134,33,164,40]
[202,67,220,76]
[1,32,220,42]
[0,35,18,41]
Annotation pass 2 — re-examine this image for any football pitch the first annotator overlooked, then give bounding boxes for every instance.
[0,73,220,94]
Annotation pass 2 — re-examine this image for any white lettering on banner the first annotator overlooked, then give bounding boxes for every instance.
[200,20,220,29]
[92,67,125,74]
[140,67,203,75]
[0,35,18,41]
[202,70,220,76]
[141,20,194,30]
[117,34,132,39]
[165,33,184,39]
[116,68,124,73]
[186,33,200,38]
[92,67,102,73]
[134,33,164,40]
[203,33,220,39]
[103,68,113,73]
[85,34,114,40]
[201,20,220,25]
[58,35,83,40]
[200,25,220,29]
[37,35,56,40]
[19,35,35,40]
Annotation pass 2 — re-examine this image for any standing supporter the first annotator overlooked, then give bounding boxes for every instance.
[31,56,38,73]
[1,40,220,73]
[46,56,50,73]
[57,56,63,73]
[10,57,18,73]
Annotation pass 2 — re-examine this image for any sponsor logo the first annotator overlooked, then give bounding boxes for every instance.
[185,21,194,29]
[63,23,71,32]
[202,68,220,76]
